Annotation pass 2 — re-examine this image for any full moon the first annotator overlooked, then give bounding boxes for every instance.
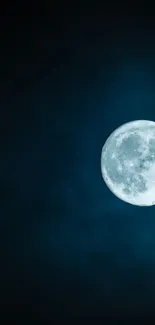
[101,120,155,206]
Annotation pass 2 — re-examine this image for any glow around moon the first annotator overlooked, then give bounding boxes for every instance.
[101,120,155,206]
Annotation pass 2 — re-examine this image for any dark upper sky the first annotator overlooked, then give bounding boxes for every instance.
[2,2,155,323]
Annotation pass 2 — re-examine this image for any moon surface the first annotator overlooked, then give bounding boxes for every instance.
[101,120,155,206]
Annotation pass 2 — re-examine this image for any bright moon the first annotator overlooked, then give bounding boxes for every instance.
[101,120,155,206]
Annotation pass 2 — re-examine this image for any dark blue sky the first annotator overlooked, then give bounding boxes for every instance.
[2,2,155,323]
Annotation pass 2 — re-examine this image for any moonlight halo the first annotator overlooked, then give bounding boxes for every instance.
[101,120,155,206]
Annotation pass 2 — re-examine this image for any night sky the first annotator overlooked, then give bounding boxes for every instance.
[2,2,155,323]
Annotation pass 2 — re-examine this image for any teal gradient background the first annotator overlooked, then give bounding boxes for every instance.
[2,2,155,323]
